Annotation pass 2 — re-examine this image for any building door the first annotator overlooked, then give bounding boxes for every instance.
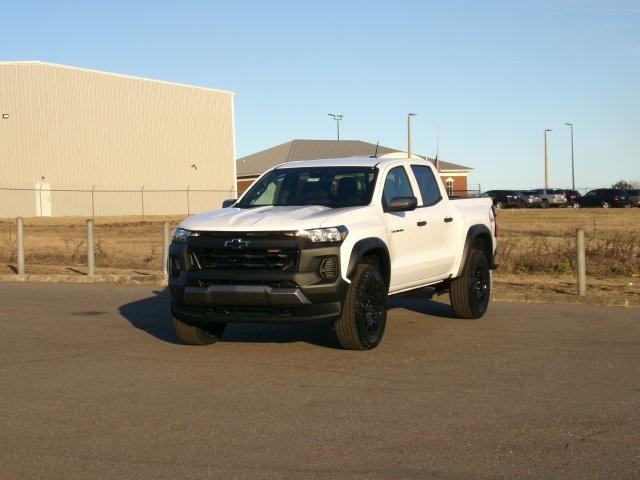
[35,182,52,216]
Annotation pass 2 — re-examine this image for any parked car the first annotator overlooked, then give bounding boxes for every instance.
[578,189,631,208]
[519,190,543,208]
[169,157,497,350]
[564,189,582,208]
[626,189,640,207]
[479,190,527,209]
[532,188,568,208]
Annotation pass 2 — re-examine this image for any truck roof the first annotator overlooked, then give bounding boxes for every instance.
[276,157,430,170]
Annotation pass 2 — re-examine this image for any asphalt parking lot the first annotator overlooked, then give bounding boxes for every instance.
[1,283,638,479]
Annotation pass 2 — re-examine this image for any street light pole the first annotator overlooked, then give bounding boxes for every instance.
[544,128,552,189]
[327,113,343,141]
[407,113,417,158]
[566,123,575,190]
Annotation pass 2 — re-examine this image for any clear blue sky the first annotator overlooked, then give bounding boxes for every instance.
[2,0,639,190]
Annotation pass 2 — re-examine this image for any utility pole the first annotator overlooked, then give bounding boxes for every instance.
[327,113,343,141]
[544,129,552,188]
[435,123,440,172]
[566,123,575,190]
[407,113,417,158]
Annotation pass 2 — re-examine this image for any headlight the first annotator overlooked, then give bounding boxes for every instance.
[297,226,348,243]
[172,228,192,243]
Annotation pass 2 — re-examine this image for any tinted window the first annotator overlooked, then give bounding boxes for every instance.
[411,165,442,206]
[237,167,377,208]
[533,189,545,194]
[382,166,414,207]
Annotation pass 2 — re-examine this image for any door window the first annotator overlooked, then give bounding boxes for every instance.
[382,166,414,208]
[410,165,442,206]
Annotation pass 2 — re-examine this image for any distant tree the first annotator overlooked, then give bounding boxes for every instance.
[612,180,633,189]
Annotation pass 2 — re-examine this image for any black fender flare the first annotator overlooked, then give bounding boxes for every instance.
[455,224,495,278]
[346,237,391,286]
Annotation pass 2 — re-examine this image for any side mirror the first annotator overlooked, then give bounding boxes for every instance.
[222,198,237,208]
[386,196,417,212]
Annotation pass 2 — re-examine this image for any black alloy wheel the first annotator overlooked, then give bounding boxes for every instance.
[334,262,388,350]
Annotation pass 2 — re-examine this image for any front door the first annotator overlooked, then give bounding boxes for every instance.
[382,166,427,289]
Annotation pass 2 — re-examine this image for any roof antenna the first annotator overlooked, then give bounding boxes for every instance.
[370,141,380,158]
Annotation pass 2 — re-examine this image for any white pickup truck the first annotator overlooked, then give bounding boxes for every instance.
[168,157,497,350]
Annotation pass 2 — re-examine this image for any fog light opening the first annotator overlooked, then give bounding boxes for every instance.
[319,256,338,279]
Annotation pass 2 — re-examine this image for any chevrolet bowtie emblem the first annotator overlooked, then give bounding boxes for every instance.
[225,238,250,249]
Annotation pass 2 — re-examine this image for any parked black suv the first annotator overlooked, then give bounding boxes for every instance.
[626,189,640,207]
[564,189,582,208]
[479,190,526,209]
[578,189,631,208]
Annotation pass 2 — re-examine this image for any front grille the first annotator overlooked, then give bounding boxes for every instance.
[190,246,299,272]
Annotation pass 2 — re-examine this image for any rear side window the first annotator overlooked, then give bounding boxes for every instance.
[382,166,414,207]
[411,165,442,206]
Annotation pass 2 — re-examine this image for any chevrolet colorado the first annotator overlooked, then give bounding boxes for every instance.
[168,157,497,350]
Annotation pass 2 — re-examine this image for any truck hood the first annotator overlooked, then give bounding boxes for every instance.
[180,205,360,231]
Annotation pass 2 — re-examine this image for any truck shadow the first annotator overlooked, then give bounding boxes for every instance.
[118,289,341,349]
[387,290,458,319]
[118,289,459,348]
[118,289,181,344]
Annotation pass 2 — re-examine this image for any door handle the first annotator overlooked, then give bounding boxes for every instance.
[444,217,454,223]
[417,220,427,227]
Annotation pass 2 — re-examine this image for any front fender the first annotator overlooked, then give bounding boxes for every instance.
[346,237,391,286]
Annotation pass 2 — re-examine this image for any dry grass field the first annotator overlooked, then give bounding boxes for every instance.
[0,208,639,304]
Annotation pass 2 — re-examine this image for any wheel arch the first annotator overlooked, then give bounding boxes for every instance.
[455,224,494,278]
[346,238,391,287]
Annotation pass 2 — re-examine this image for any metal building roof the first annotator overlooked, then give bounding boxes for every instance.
[237,139,472,177]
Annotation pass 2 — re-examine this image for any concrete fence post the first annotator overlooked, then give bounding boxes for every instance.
[16,217,25,275]
[162,221,169,277]
[87,219,95,276]
[576,228,586,296]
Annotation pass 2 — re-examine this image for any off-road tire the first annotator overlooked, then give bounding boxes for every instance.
[541,199,550,209]
[450,248,491,319]
[334,262,388,350]
[172,316,226,345]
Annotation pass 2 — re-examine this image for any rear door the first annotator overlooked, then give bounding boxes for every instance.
[410,164,457,277]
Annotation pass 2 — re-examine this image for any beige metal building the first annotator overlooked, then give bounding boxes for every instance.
[0,61,236,217]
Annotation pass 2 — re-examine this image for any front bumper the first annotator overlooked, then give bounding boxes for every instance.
[168,234,348,324]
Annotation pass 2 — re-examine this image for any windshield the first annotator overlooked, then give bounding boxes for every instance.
[237,166,378,208]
